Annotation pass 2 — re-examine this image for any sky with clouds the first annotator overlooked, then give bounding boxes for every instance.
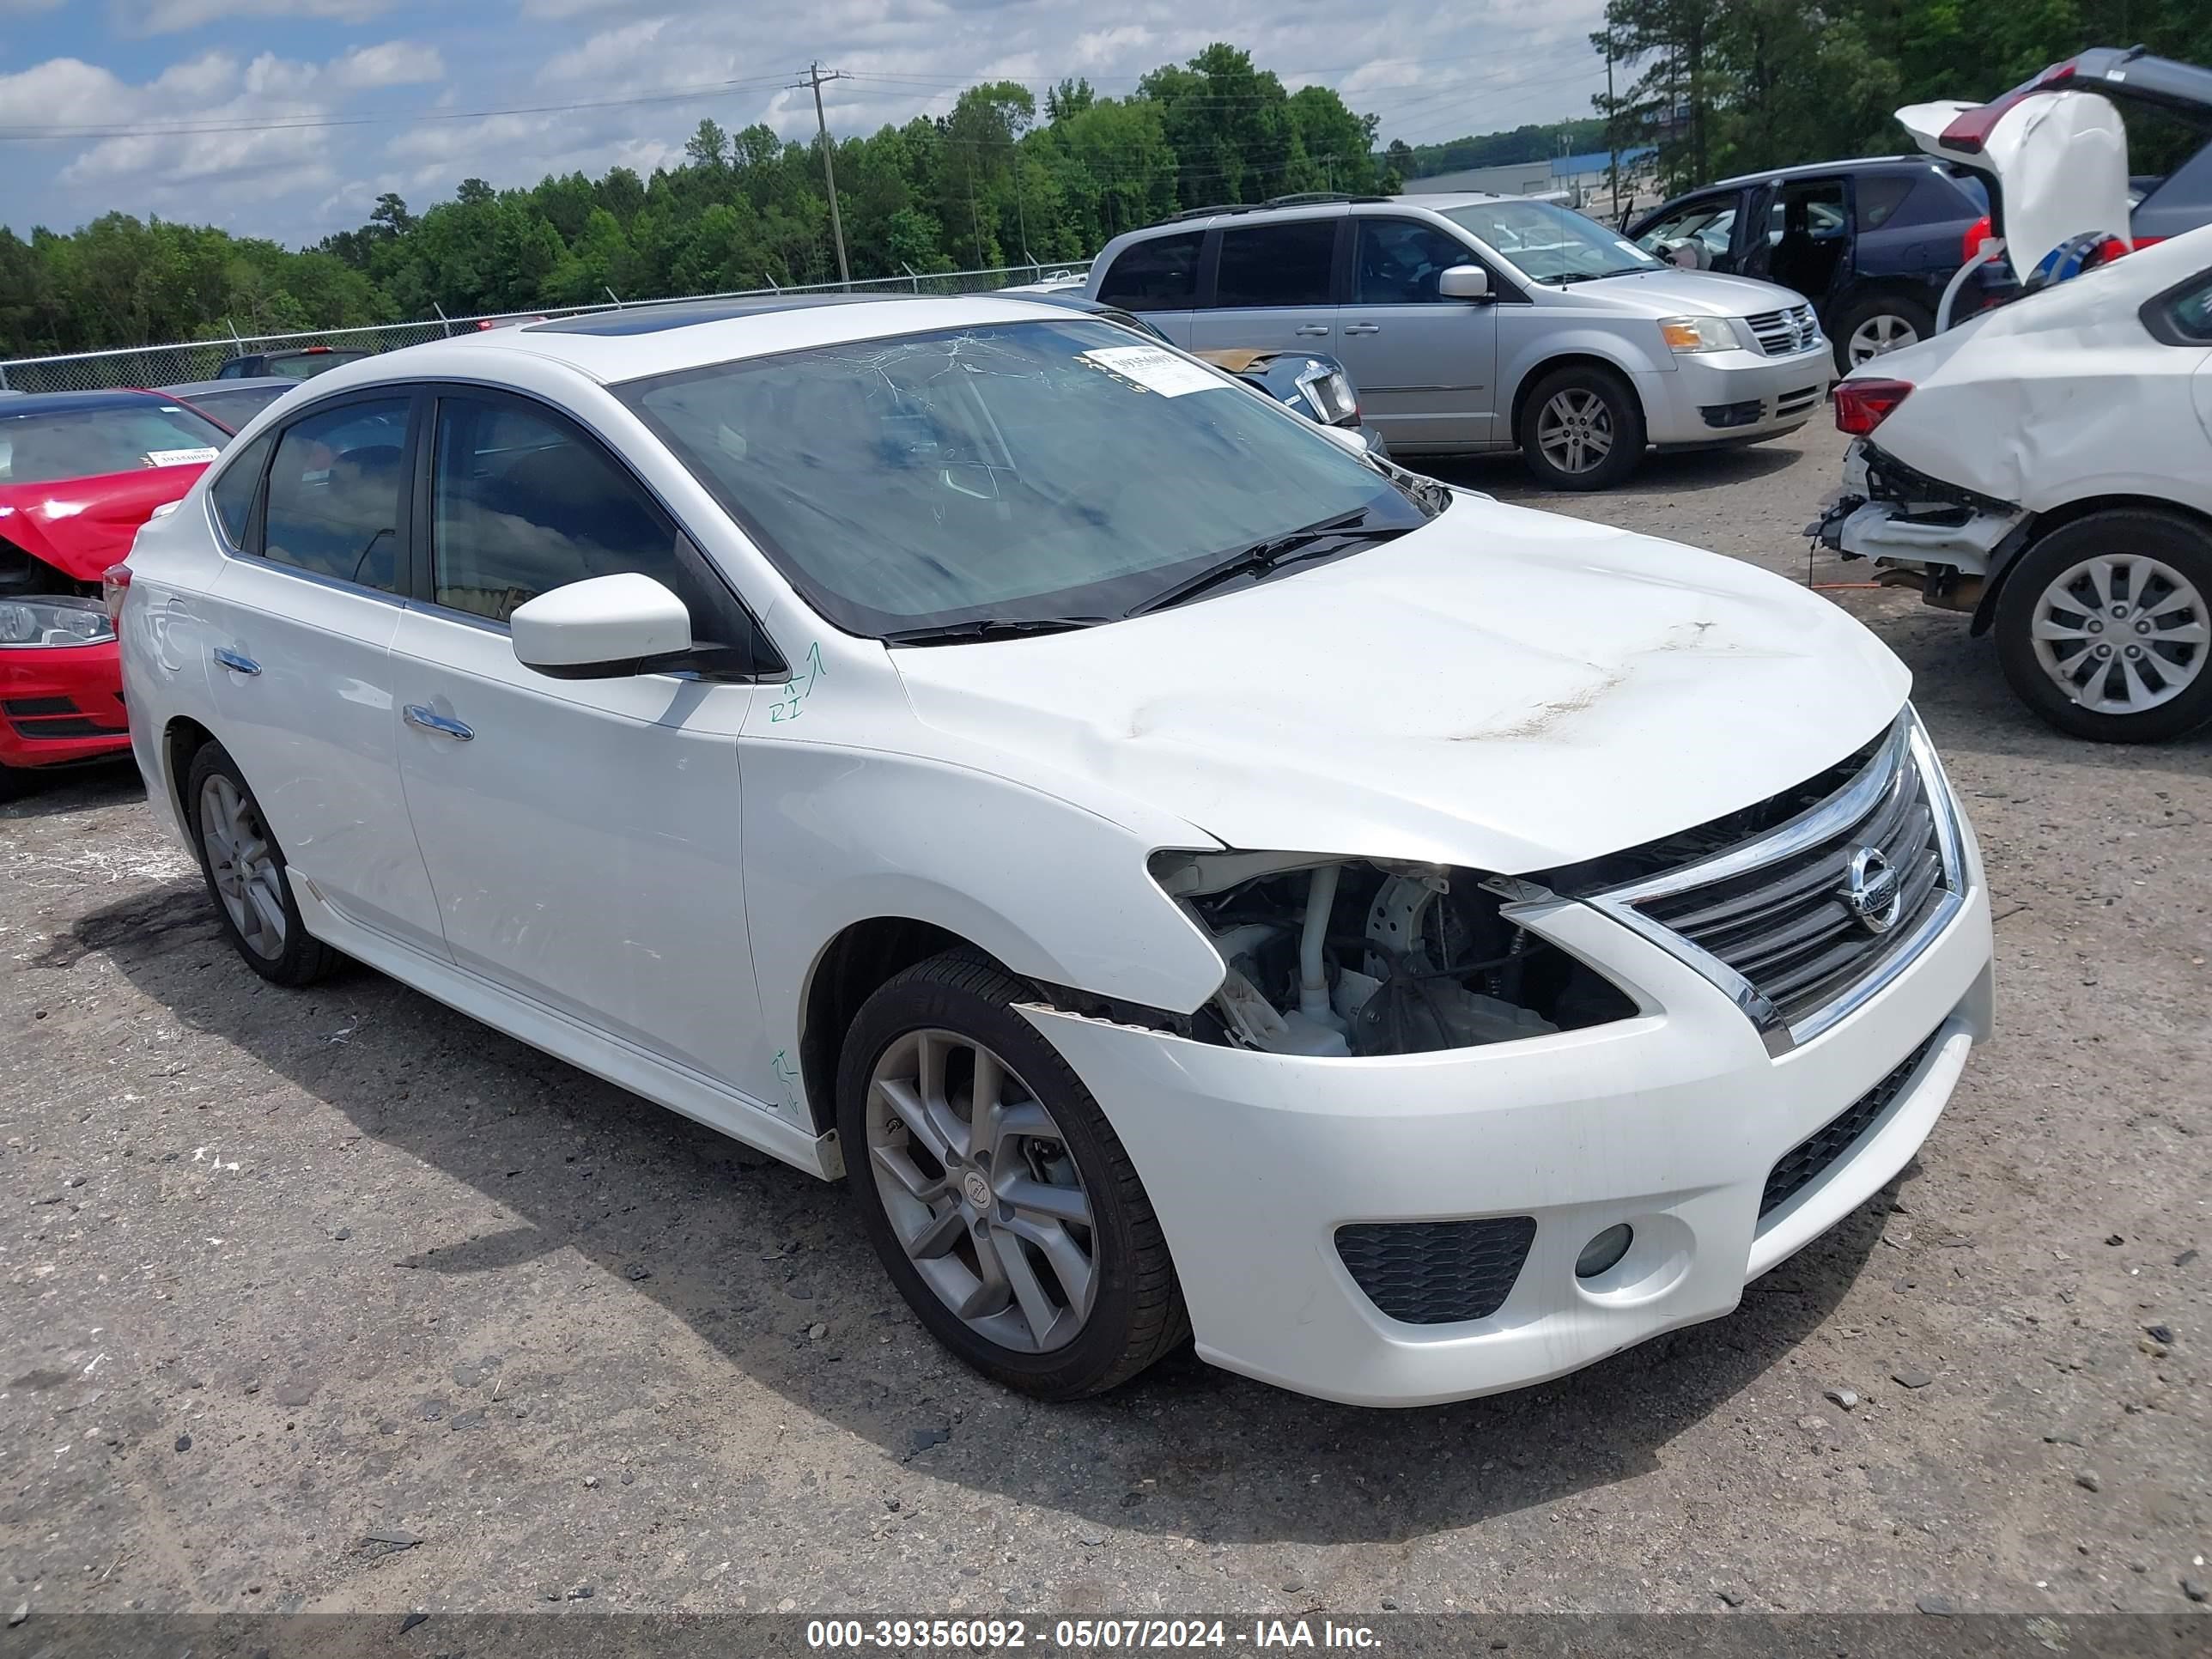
[0,0,1610,246]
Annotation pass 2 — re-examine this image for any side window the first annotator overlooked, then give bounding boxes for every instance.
[208,430,273,548]
[428,394,722,635]
[259,398,410,592]
[1352,219,1476,303]
[1096,232,1203,311]
[2145,270,2212,344]
[1856,173,1917,230]
[1212,221,1336,308]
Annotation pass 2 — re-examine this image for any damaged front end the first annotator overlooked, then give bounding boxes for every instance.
[1812,440,2027,615]
[1151,851,1638,1058]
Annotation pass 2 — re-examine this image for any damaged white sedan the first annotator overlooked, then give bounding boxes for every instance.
[118,295,1993,1406]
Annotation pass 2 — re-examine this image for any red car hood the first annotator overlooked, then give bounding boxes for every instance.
[0,464,209,583]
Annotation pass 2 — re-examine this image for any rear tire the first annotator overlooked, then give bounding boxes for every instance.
[1517,363,1644,491]
[185,741,343,985]
[836,951,1188,1400]
[1993,510,2212,744]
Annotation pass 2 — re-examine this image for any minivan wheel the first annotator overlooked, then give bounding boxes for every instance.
[1518,364,1644,491]
[1993,510,2212,744]
[185,742,343,984]
[836,951,1188,1400]
[1837,296,1933,371]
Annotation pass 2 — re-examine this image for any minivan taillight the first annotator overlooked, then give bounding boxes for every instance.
[103,562,132,628]
[1834,380,1913,436]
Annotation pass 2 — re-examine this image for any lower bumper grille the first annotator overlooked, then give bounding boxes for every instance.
[1760,1030,1942,1218]
[1336,1216,1536,1325]
[1775,384,1823,418]
[4,692,127,743]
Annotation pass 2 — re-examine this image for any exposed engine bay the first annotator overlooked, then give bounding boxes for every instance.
[1152,854,1638,1057]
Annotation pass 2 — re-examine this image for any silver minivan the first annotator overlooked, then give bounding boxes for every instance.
[1086,192,1835,489]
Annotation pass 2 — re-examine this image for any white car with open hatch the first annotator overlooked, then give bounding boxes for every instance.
[117,294,1994,1407]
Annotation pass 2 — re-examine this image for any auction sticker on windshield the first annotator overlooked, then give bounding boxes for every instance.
[146,447,221,466]
[1079,345,1226,398]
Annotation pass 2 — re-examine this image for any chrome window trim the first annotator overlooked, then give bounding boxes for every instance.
[1579,706,1968,1057]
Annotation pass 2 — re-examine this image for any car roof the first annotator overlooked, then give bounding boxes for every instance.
[1689,156,1952,192]
[0,388,176,414]
[268,294,1105,393]
[161,376,297,396]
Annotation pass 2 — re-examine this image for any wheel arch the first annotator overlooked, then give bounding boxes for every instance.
[797,916,977,1136]
[160,716,218,833]
[1971,495,2212,637]
[1508,350,1651,444]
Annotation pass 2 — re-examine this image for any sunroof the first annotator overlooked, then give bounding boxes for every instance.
[526,295,919,337]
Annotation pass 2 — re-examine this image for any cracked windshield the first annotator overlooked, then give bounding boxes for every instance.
[623,319,1430,638]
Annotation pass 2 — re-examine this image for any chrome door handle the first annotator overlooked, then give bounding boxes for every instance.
[1341,323,1381,336]
[212,647,260,677]
[1292,325,1331,337]
[403,704,473,742]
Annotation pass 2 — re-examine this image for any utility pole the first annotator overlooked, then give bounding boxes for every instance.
[1606,40,1620,221]
[794,62,852,289]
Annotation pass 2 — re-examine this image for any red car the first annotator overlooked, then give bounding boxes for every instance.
[1,389,231,797]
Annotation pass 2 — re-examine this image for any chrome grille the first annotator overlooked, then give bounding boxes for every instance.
[1581,714,1964,1053]
[1746,303,1819,357]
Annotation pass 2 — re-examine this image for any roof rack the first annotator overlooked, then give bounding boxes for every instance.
[1163,191,1391,224]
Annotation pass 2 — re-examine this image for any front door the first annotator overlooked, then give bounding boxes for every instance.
[1335,216,1501,449]
[1188,217,1341,355]
[388,388,774,1106]
[199,391,447,955]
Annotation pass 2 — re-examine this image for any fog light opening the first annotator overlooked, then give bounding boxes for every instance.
[1575,1223,1634,1279]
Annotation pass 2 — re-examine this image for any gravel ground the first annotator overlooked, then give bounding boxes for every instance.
[2,425,2206,1622]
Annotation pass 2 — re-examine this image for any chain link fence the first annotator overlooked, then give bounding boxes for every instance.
[0,261,1093,394]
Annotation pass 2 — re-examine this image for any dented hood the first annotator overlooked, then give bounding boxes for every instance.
[0,465,207,582]
[890,501,1908,873]
[1898,89,2132,282]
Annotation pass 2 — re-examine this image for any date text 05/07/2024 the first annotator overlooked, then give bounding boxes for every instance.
[806,1619,1382,1650]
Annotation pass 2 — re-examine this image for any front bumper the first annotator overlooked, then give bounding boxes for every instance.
[0,640,131,772]
[1638,343,1834,447]
[1024,859,1993,1407]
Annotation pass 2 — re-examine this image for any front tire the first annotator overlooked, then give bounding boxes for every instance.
[185,741,343,984]
[1517,363,1644,491]
[1993,510,2212,743]
[836,951,1187,1400]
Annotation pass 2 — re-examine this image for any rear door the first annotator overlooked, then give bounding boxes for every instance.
[1188,217,1342,355]
[1091,230,1206,348]
[198,389,447,955]
[1334,216,1500,449]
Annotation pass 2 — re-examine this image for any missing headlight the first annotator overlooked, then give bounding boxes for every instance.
[1152,853,1638,1057]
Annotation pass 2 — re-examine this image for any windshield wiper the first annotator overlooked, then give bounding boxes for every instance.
[1536,268,1645,285]
[880,616,1110,646]
[1127,510,1413,617]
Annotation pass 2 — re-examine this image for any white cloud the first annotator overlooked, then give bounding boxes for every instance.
[329,40,446,91]
[117,0,400,34]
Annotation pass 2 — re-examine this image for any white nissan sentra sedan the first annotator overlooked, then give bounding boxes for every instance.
[116,295,1994,1407]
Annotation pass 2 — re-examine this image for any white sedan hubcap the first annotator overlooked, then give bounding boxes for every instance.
[2030,553,2207,715]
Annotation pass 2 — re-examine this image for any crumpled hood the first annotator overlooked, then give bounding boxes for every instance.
[891,500,1908,873]
[0,465,208,582]
[1561,266,1814,319]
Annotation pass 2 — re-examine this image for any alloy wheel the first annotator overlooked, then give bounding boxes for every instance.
[865,1028,1097,1353]
[2029,553,2207,715]
[1847,313,1919,365]
[198,773,287,959]
[1535,388,1614,475]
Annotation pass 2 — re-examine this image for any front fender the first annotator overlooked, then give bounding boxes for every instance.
[742,738,1229,1079]
[1499,323,1669,423]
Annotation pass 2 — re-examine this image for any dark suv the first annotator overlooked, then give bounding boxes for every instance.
[214,345,374,381]
[1630,157,1998,372]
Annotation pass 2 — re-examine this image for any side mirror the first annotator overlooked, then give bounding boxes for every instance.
[512,572,692,679]
[1437,264,1492,301]
[1317,423,1370,457]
